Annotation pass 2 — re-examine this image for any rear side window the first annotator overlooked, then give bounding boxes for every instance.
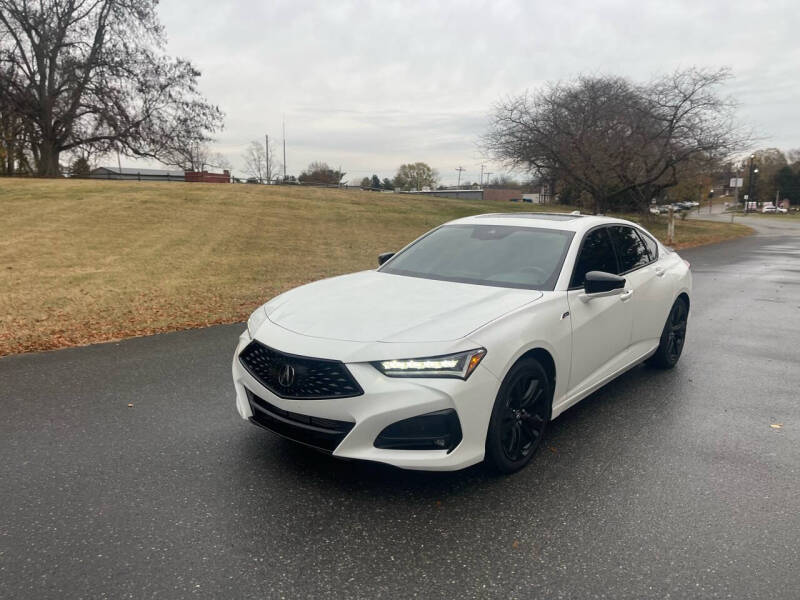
[570,227,617,287]
[638,230,659,261]
[608,226,650,273]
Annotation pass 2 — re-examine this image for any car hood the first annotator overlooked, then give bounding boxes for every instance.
[264,270,542,343]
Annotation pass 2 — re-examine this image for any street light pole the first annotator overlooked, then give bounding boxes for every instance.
[745,154,756,213]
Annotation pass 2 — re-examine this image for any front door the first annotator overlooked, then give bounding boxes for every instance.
[567,227,634,395]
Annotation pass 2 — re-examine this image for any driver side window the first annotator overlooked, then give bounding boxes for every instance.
[570,227,618,288]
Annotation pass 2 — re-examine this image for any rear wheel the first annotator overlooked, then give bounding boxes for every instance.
[485,358,550,474]
[647,297,689,369]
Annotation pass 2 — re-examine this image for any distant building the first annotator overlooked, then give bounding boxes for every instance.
[185,170,231,184]
[522,193,544,204]
[400,189,484,201]
[483,188,523,203]
[89,166,185,182]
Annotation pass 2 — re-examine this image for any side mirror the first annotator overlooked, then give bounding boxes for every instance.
[584,271,625,295]
[378,252,395,266]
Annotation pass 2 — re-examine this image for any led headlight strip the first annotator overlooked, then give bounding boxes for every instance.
[372,348,486,380]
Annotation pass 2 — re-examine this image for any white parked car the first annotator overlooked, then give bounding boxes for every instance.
[232,213,692,473]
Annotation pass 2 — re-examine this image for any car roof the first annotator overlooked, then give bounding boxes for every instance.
[447,212,641,234]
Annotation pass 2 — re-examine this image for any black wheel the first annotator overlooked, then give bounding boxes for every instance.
[485,357,550,474]
[647,297,689,369]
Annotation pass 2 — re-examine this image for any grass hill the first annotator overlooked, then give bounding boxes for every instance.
[0,179,751,355]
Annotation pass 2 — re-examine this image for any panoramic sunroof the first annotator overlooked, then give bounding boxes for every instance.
[476,213,583,221]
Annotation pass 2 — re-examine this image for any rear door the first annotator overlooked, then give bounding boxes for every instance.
[607,226,666,351]
[567,227,634,394]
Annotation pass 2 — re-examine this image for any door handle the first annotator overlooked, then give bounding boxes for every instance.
[655,267,666,277]
[619,289,634,301]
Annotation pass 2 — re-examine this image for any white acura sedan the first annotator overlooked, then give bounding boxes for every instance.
[232,213,691,473]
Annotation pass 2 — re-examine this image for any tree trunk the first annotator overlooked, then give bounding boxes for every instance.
[37,142,61,177]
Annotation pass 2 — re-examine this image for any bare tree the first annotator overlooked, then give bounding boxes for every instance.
[155,142,228,172]
[242,139,280,182]
[0,0,223,176]
[483,68,748,212]
[488,174,519,187]
[785,148,800,167]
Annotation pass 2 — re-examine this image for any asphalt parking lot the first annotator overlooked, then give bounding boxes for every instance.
[2,217,799,599]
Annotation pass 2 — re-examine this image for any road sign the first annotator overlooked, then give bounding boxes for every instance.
[730,177,743,188]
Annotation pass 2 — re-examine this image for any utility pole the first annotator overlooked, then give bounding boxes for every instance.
[265,134,270,184]
[456,166,465,188]
[480,164,485,187]
[282,119,287,182]
[485,172,493,186]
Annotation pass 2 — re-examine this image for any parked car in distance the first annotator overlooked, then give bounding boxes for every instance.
[762,203,776,213]
[233,213,692,474]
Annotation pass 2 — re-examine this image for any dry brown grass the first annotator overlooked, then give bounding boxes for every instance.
[0,179,752,356]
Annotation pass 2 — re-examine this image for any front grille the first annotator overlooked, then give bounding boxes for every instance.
[239,340,363,400]
[247,390,355,452]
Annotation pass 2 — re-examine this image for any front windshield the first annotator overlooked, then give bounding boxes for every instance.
[380,224,574,290]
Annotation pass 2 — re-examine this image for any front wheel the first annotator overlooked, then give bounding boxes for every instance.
[485,357,550,474]
[647,297,689,369]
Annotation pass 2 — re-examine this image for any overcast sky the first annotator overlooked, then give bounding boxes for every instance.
[148,0,799,185]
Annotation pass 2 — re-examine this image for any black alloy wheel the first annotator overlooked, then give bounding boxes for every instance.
[485,357,550,474]
[648,297,689,369]
[501,374,547,461]
[665,301,688,362]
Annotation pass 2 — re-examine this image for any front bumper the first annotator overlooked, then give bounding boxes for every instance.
[232,330,500,471]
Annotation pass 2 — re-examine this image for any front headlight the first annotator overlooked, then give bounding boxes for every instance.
[246,306,268,338]
[372,348,486,380]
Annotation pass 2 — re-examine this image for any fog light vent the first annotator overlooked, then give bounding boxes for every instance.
[374,409,463,453]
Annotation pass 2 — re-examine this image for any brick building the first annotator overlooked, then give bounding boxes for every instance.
[184,170,231,183]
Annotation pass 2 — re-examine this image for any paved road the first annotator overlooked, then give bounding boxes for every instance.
[2,222,799,599]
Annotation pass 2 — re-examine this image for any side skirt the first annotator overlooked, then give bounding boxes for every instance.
[551,342,659,419]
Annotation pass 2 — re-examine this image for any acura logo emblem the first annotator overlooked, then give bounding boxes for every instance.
[277,364,295,387]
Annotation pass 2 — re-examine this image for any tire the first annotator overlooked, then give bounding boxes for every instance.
[485,357,551,474]
[647,297,689,369]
